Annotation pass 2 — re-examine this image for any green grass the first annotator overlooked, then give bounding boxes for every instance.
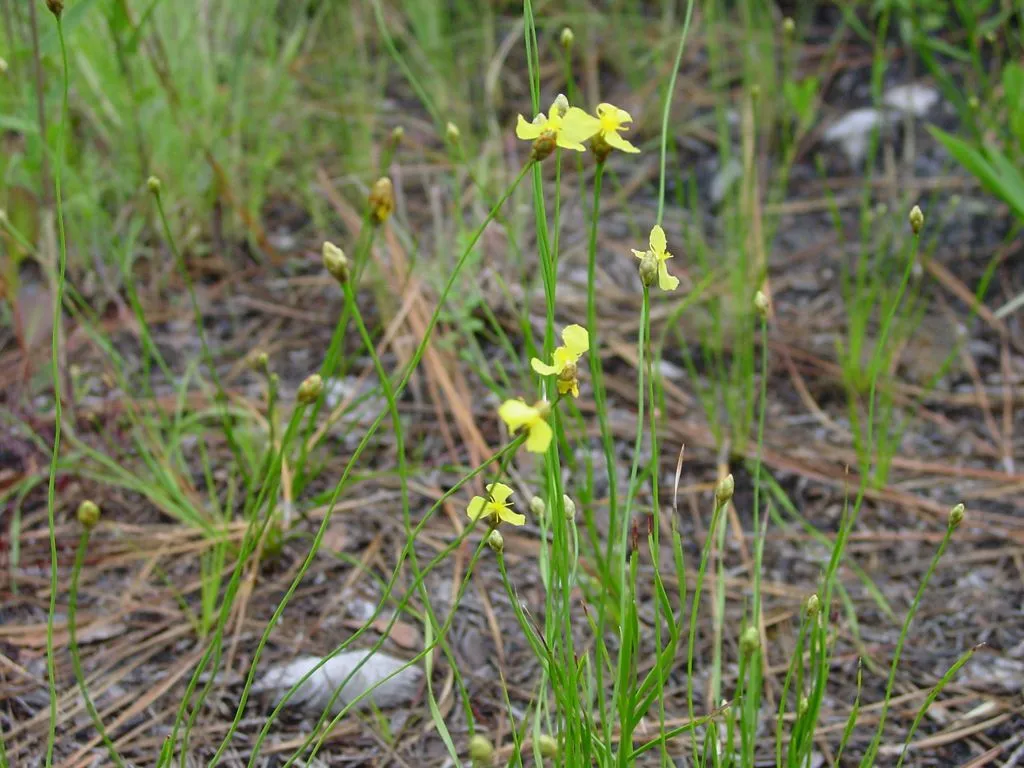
[0,0,1014,765]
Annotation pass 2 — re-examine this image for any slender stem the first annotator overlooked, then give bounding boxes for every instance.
[245,438,523,766]
[44,14,71,767]
[614,288,650,765]
[69,530,126,766]
[152,189,251,491]
[29,0,51,207]
[861,520,958,766]
[587,164,618,573]
[656,0,696,226]
[686,496,727,766]
[237,164,531,765]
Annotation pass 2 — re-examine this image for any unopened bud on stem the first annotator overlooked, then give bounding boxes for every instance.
[297,374,324,405]
[754,290,770,318]
[369,177,394,224]
[487,529,504,554]
[909,205,924,235]
[714,473,735,505]
[948,503,965,529]
[740,625,760,656]
[468,734,494,764]
[77,500,100,530]
[322,240,350,284]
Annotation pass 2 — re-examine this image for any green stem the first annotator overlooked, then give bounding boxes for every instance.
[152,189,251,491]
[686,495,727,766]
[240,165,531,764]
[656,0,696,226]
[68,530,126,766]
[614,288,650,766]
[44,14,70,767]
[860,517,959,767]
[246,437,523,766]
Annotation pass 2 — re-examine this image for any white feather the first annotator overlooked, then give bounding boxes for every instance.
[255,650,421,713]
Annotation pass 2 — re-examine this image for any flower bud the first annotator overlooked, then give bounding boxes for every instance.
[559,27,575,49]
[468,734,494,764]
[806,593,820,617]
[369,177,394,224]
[562,494,576,521]
[77,500,100,530]
[638,251,659,287]
[487,529,504,554]
[750,83,761,102]
[740,625,760,656]
[948,503,965,530]
[46,0,64,17]
[0,58,8,75]
[390,125,404,143]
[798,696,809,717]
[591,132,612,164]
[530,132,558,162]
[445,121,461,143]
[754,290,770,318]
[253,351,269,370]
[297,374,324,405]
[537,733,559,758]
[552,93,569,117]
[782,17,795,36]
[714,473,735,505]
[529,495,546,519]
[909,205,924,235]
[147,176,162,195]
[322,240,350,284]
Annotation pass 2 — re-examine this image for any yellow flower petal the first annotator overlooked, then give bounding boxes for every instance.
[559,107,601,147]
[649,224,667,256]
[525,418,553,453]
[561,324,589,357]
[531,357,560,376]
[516,114,544,141]
[658,260,679,291]
[603,130,640,153]
[487,482,514,507]
[467,496,487,520]
[552,346,576,369]
[498,508,526,526]
[631,248,647,261]
[499,398,536,431]
[555,135,587,152]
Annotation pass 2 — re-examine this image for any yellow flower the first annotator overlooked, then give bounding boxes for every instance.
[632,224,679,291]
[498,398,553,453]
[594,103,640,155]
[467,482,525,527]
[516,94,601,154]
[530,324,589,398]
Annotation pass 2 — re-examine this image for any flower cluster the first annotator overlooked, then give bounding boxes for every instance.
[516,94,639,161]
[468,102,685,527]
